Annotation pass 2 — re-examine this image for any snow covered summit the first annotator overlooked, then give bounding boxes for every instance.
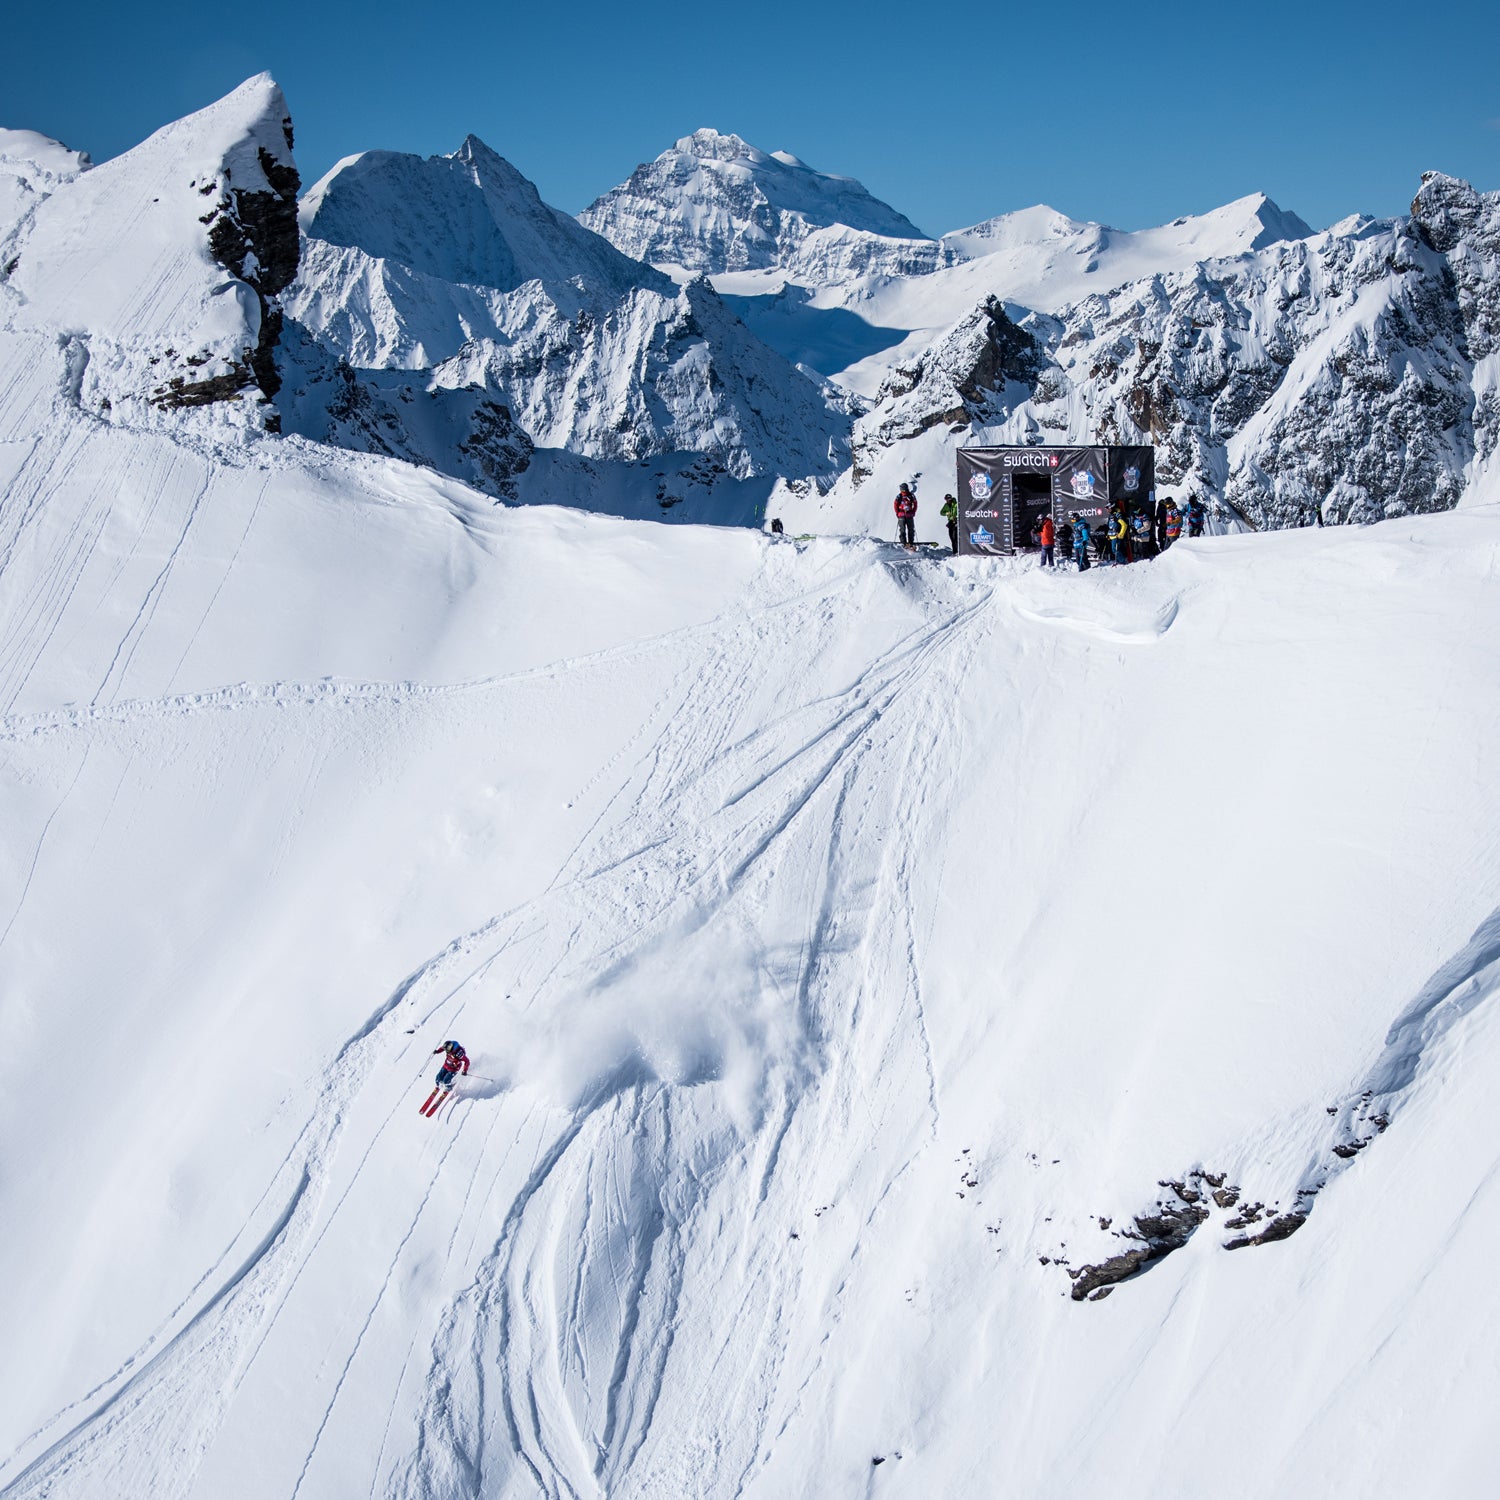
[0,73,299,436]
[301,134,643,299]
[280,130,852,512]
[581,128,950,280]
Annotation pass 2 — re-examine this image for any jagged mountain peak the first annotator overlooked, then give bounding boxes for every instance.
[299,136,646,296]
[2,73,299,427]
[672,127,759,162]
[581,129,940,281]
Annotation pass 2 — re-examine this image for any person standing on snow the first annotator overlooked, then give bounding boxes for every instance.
[1162,500,1182,550]
[1073,516,1091,570]
[1184,493,1206,538]
[941,493,958,554]
[1038,512,1056,567]
[894,483,918,548]
[1129,506,1153,559]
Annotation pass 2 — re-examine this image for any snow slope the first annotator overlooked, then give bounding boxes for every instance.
[4,308,1500,1497]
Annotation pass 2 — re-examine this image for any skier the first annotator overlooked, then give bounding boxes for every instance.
[1038,512,1056,568]
[1184,493,1206,538]
[1072,515,1091,571]
[941,493,958,554]
[1107,504,1128,565]
[1162,500,1182,549]
[420,1039,470,1115]
[894,483,918,548]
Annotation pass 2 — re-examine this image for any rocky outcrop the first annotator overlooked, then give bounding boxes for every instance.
[1066,1181,1210,1302]
[202,125,300,402]
[276,322,534,500]
[155,114,300,417]
[851,298,1042,480]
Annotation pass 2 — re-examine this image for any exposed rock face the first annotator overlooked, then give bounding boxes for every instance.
[1067,1183,1209,1302]
[581,129,951,281]
[855,178,1500,529]
[155,130,301,414]
[275,320,533,498]
[198,128,300,404]
[1411,171,1500,471]
[852,297,1042,479]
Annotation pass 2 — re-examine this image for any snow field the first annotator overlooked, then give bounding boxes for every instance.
[4,380,1500,1495]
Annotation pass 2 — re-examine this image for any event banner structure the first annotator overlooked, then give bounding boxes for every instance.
[956,445,1155,556]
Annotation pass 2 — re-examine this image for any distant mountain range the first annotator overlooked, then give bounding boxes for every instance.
[4,81,1496,535]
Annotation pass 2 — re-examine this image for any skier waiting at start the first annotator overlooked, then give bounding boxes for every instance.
[433,1039,469,1089]
[894,482,918,548]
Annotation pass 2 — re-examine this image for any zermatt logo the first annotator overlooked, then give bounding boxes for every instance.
[1070,470,1095,498]
[969,471,993,500]
[1122,464,1140,492]
[969,526,995,546]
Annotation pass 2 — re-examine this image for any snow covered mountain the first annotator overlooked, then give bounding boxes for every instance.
[803,174,1497,535]
[6,72,1500,1500]
[0,75,298,438]
[580,128,949,281]
[278,135,851,516]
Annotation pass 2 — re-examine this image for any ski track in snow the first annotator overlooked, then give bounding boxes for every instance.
[3,364,1499,1494]
[0,547,996,1500]
[10,533,1482,1496]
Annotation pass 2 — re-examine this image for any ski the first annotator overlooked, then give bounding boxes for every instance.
[423,1088,454,1118]
[419,1087,442,1115]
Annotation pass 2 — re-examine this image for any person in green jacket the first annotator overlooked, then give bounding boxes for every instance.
[941,494,959,554]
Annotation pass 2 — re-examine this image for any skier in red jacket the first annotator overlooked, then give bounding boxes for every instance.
[433,1039,469,1087]
[420,1039,470,1117]
[1039,513,1056,567]
[894,483,918,548]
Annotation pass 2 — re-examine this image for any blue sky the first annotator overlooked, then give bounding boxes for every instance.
[5,0,1497,234]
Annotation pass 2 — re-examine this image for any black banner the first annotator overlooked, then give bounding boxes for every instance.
[955,449,1016,555]
[955,445,1155,555]
[1107,447,1155,510]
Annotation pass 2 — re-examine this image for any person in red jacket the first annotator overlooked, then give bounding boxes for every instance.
[1039,512,1056,567]
[432,1039,470,1089]
[894,483,918,547]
